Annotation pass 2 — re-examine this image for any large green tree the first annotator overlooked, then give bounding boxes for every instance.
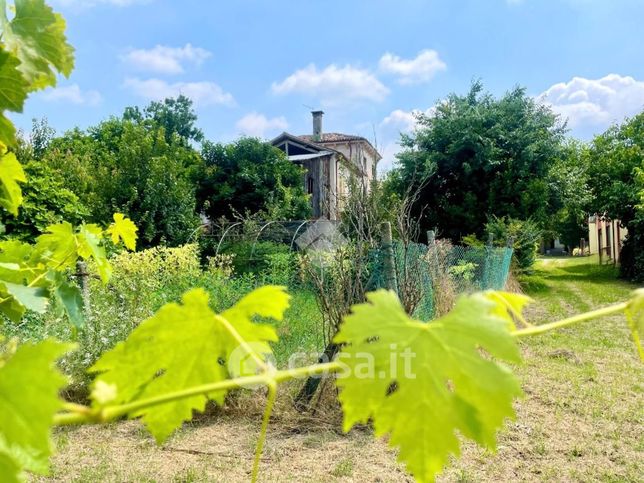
[546,140,592,249]
[587,111,644,281]
[41,104,202,247]
[196,137,311,221]
[391,82,566,242]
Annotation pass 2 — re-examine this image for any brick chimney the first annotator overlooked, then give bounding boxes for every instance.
[312,110,324,141]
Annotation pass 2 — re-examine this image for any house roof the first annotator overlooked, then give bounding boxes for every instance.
[298,133,382,161]
[288,151,335,161]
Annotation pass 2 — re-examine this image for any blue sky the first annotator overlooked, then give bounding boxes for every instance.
[14,0,644,170]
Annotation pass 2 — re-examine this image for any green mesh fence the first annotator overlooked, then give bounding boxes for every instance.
[369,241,514,320]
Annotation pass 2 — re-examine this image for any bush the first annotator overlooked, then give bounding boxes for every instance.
[485,216,541,272]
[1,242,321,389]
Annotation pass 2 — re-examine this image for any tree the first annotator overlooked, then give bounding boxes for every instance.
[1,123,88,241]
[196,137,311,221]
[587,111,644,281]
[391,81,566,242]
[547,140,592,249]
[40,113,202,247]
[123,95,204,145]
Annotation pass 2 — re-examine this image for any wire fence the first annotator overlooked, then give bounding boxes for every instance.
[206,221,514,321]
[369,240,513,320]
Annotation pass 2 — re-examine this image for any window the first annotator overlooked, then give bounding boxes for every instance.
[307,177,314,194]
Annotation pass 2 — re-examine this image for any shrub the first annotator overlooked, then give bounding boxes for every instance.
[485,216,541,272]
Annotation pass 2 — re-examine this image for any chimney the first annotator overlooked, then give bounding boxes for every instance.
[312,110,324,141]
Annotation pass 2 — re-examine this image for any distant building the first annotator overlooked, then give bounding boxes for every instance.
[588,215,628,263]
[271,111,381,220]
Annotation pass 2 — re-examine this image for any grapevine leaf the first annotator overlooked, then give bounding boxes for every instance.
[0,339,73,479]
[0,48,29,146]
[0,0,74,91]
[0,292,24,322]
[334,290,523,483]
[0,151,26,216]
[0,48,28,112]
[484,291,534,330]
[34,222,77,270]
[76,224,111,283]
[0,450,20,483]
[0,115,15,148]
[90,286,288,443]
[0,280,48,313]
[106,213,137,251]
[51,277,83,327]
[625,288,644,360]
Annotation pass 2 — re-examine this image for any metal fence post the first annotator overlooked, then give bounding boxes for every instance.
[382,222,398,293]
[76,260,90,315]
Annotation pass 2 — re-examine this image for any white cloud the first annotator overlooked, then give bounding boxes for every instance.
[123,78,235,107]
[122,44,211,75]
[538,74,644,131]
[271,64,389,104]
[40,84,102,106]
[377,107,436,173]
[235,112,288,138]
[378,49,446,84]
[381,107,436,132]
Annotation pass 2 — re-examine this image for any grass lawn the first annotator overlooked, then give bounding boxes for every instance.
[41,257,643,482]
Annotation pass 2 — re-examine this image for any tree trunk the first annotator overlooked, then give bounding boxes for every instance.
[294,341,340,411]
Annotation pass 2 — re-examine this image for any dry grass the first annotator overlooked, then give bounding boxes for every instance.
[40,257,643,482]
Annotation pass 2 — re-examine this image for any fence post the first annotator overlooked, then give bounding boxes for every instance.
[76,260,90,315]
[381,222,398,293]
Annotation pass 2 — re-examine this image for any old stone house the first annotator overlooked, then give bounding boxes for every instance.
[271,111,381,220]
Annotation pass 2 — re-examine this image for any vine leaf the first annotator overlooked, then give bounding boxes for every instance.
[0,339,73,481]
[0,49,29,145]
[0,151,26,216]
[625,288,644,360]
[0,451,21,483]
[0,0,74,91]
[334,290,523,483]
[89,286,288,443]
[106,213,138,251]
[76,224,111,282]
[0,280,48,321]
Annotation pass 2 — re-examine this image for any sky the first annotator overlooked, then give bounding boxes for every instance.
[13,0,644,171]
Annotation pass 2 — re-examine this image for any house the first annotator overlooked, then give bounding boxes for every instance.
[588,214,628,263]
[271,111,381,220]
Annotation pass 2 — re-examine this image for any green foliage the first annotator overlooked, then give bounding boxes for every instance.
[196,137,311,221]
[0,0,74,146]
[89,286,288,442]
[390,81,566,241]
[40,107,201,247]
[486,216,541,271]
[334,290,522,481]
[547,140,592,249]
[123,94,204,145]
[0,338,72,480]
[0,213,136,324]
[1,160,88,241]
[0,149,25,216]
